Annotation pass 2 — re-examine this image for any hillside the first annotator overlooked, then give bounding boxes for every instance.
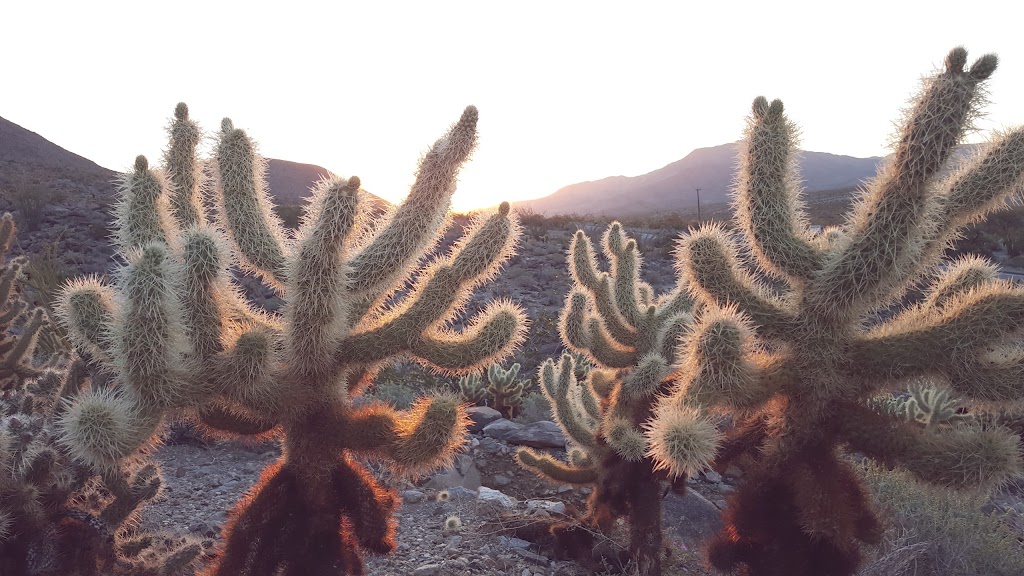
[517,142,883,217]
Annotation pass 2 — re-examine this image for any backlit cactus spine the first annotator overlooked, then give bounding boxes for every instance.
[515,224,719,576]
[56,103,526,575]
[669,48,1024,576]
[486,362,525,418]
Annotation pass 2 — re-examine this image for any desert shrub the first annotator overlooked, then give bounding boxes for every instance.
[515,391,553,423]
[369,381,421,410]
[859,462,1024,576]
[3,183,64,232]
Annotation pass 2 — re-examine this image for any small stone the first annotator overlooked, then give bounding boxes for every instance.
[513,547,550,566]
[413,563,442,576]
[478,486,516,508]
[403,490,426,504]
[526,500,566,514]
[499,536,531,549]
[556,484,573,494]
[175,467,187,478]
[523,569,532,576]
[701,470,723,484]
[492,474,511,487]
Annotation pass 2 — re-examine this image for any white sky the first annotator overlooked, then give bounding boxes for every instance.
[3,1,1023,211]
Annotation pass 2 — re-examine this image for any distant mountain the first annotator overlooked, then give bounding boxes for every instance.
[0,115,386,210]
[517,143,885,218]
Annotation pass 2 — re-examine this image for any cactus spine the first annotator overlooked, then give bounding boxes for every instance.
[56,104,526,575]
[515,223,718,575]
[669,48,1024,575]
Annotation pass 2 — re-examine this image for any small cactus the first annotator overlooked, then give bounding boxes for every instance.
[486,362,526,418]
[457,372,487,406]
[515,223,717,576]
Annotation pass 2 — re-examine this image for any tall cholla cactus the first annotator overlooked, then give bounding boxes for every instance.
[486,361,525,418]
[54,103,526,575]
[516,224,718,576]
[666,48,1024,575]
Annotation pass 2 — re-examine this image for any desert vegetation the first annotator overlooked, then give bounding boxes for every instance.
[3,46,1024,576]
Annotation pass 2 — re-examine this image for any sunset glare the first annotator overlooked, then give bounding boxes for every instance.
[3,0,1023,212]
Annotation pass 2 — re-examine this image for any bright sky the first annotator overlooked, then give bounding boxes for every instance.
[3,1,1022,212]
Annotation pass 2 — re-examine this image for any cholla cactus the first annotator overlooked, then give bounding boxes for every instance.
[55,103,526,575]
[486,362,526,418]
[0,214,46,390]
[668,48,1024,575]
[0,215,204,575]
[873,381,974,429]
[457,372,487,406]
[516,224,718,576]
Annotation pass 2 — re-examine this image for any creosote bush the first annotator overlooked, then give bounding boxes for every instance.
[55,103,526,575]
[668,47,1024,576]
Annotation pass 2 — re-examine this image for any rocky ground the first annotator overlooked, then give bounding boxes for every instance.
[141,408,728,575]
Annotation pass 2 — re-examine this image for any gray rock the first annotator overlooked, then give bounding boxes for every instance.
[483,419,566,448]
[424,454,481,490]
[526,499,566,514]
[662,488,723,549]
[499,536,532,549]
[701,469,723,484]
[446,486,479,501]
[513,547,551,566]
[466,406,503,432]
[478,486,516,508]
[403,490,426,504]
[492,474,511,487]
[413,564,442,576]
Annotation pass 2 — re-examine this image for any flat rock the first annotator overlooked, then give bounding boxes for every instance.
[478,486,516,508]
[424,454,481,490]
[483,419,566,449]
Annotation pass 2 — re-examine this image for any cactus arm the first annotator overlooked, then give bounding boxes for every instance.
[569,230,602,290]
[946,358,1024,403]
[284,176,360,377]
[111,245,195,411]
[854,285,1024,385]
[735,97,821,283]
[899,424,1021,491]
[671,307,779,410]
[209,326,283,416]
[387,394,468,476]
[180,226,232,362]
[677,226,792,334]
[347,106,479,296]
[543,355,598,449]
[608,234,644,326]
[198,402,278,436]
[644,404,722,479]
[657,313,690,365]
[163,103,206,228]
[808,51,997,314]
[56,387,162,470]
[655,287,694,322]
[516,448,599,484]
[585,317,639,369]
[114,156,176,254]
[592,274,639,345]
[214,118,290,291]
[409,302,526,373]
[55,278,117,362]
[924,255,999,310]
[938,128,1024,233]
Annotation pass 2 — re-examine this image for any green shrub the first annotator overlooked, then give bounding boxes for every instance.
[859,462,1024,576]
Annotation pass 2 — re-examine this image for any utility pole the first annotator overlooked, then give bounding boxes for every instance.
[695,187,702,223]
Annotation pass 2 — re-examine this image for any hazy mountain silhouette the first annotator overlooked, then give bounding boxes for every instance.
[517,142,885,217]
[0,115,389,210]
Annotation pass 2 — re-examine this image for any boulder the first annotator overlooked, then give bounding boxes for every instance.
[466,406,503,433]
[483,419,566,449]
